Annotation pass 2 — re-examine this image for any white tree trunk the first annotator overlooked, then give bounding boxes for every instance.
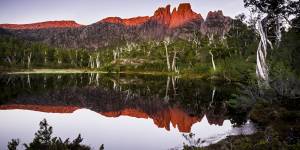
[256,19,269,84]
[58,58,62,65]
[89,55,94,69]
[171,51,177,72]
[112,79,118,91]
[44,51,47,64]
[113,50,119,61]
[43,75,47,88]
[164,76,170,103]
[209,50,216,71]
[164,42,171,71]
[27,74,31,88]
[171,76,177,98]
[75,50,78,66]
[27,52,32,69]
[96,53,101,68]
[208,34,214,45]
[96,73,100,86]
[6,56,12,65]
[275,15,283,47]
[89,73,92,85]
[209,87,216,107]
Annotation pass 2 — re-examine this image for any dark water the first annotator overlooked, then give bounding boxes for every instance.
[0,73,255,150]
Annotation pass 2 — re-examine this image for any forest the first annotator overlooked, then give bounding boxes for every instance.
[1,0,300,149]
[0,16,258,82]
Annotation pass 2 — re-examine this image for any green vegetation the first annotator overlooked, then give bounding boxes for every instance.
[182,98,300,150]
[1,1,299,149]
[182,5,300,149]
[0,17,259,82]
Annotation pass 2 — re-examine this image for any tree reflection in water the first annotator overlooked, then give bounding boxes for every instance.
[0,73,254,149]
[0,73,251,131]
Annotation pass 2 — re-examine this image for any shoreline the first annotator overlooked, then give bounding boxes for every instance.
[2,68,207,79]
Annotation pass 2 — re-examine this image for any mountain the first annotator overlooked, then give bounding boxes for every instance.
[0,3,231,49]
[100,16,150,26]
[201,10,231,37]
[0,20,82,30]
[169,3,203,28]
[0,104,224,132]
[0,73,230,132]
[101,107,200,132]
[148,3,203,28]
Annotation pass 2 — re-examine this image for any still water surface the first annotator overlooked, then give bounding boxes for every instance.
[0,73,255,149]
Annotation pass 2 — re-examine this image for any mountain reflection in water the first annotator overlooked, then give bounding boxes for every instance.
[0,74,255,149]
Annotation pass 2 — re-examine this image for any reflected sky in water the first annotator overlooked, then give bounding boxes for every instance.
[0,74,256,149]
[0,108,255,150]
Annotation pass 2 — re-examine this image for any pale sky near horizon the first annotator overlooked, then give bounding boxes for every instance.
[0,0,248,25]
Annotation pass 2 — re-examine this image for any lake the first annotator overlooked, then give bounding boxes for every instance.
[0,73,255,150]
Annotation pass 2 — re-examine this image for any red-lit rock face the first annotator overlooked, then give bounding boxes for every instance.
[169,3,202,28]
[101,108,149,118]
[123,16,150,26]
[151,5,172,26]
[0,104,225,132]
[0,105,200,132]
[0,3,216,31]
[151,3,202,28]
[0,104,79,113]
[100,3,202,28]
[152,107,200,132]
[0,21,82,30]
[101,107,200,133]
[101,16,150,26]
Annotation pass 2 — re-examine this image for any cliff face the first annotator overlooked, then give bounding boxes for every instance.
[101,107,200,132]
[0,3,231,49]
[151,5,172,26]
[100,3,202,28]
[0,104,222,133]
[149,3,203,28]
[0,74,230,133]
[0,21,82,30]
[201,10,231,36]
[169,3,203,28]
[100,16,150,26]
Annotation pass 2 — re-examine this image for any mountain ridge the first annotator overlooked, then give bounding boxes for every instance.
[0,3,224,30]
[0,20,82,30]
[0,3,232,49]
[0,104,225,133]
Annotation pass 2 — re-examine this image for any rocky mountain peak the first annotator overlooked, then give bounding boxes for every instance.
[201,10,231,36]
[169,3,203,28]
[177,3,193,13]
[206,10,226,21]
[151,5,172,26]
[0,4,232,49]
[151,3,203,28]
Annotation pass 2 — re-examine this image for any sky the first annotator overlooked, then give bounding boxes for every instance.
[0,0,248,25]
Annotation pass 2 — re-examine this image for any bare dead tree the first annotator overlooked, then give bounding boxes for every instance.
[171,50,178,72]
[96,53,101,69]
[209,50,216,71]
[27,52,32,69]
[164,76,170,103]
[163,37,171,71]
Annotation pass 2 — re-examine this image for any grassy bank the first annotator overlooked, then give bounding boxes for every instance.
[1,67,208,78]
[184,97,300,150]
